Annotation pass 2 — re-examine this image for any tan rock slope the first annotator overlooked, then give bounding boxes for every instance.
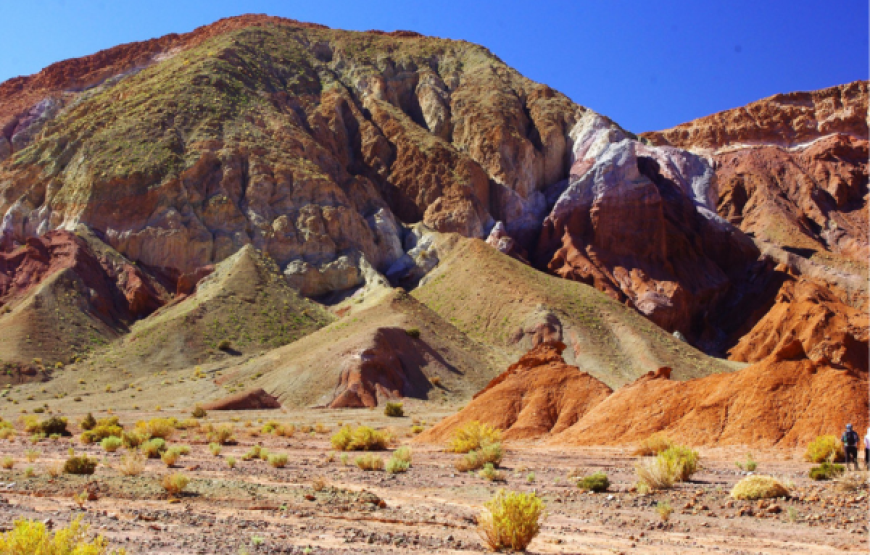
[417,341,612,442]
[413,236,737,389]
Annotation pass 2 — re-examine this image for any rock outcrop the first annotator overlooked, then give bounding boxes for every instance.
[0,229,168,363]
[417,341,612,442]
[201,387,281,410]
[643,81,869,312]
[728,277,868,371]
[535,113,763,346]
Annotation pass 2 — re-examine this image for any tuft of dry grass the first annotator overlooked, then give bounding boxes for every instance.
[456,442,503,472]
[161,473,190,496]
[632,433,674,456]
[118,451,146,476]
[355,454,384,471]
[730,475,790,500]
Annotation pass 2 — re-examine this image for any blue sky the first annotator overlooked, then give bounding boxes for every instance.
[1,1,866,132]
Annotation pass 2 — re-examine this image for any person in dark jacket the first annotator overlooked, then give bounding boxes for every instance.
[842,424,860,470]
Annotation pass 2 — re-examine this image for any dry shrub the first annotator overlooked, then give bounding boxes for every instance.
[64,455,97,475]
[577,472,609,493]
[141,438,167,459]
[656,500,673,522]
[448,421,502,453]
[0,515,126,554]
[392,447,412,464]
[478,463,505,482]
[386,457,410,474]
[207,424,236,445]
[632,433,674,456]
[456,442,503,472]
[208,442,222,456]
[118,451,145,477]
[635,456,677,491]
[355,454,384,471]
[312,477,327,491]
[730,475,790,500]
[331,426,387,451]
[834,470,869,492]
[161,473,190,496]
[478,490,545,552]
[804,435,844,463]
[268,453,288,468]
[136,418,175,440]
[161,448,182,467]
[47,461,64,478]
[384,402,404,417]
[121,430,146,449]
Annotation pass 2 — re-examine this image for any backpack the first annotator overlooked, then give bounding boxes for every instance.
[843,430,859,447]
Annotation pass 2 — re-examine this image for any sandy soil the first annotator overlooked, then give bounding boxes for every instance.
[0,406,866,554]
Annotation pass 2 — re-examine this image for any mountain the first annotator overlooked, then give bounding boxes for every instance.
[0,15,865,414]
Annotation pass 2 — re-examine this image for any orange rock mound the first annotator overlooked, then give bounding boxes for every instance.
[417,342,612,442]
[551,340,868,448]
[201,388,281,410]
[729,277,868,372]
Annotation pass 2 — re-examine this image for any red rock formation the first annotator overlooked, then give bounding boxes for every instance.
[201,388,282,410]
[416,342,612,442]
[0,230,164,320]
[642,81,867,150]
[551,340,868,448]
[328,327,435,408]
[729,277,868,371]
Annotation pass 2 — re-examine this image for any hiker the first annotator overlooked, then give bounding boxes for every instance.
[842,424,860,470]
[865,428,870,471]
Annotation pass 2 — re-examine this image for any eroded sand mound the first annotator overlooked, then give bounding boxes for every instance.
[201,388,281,411]
[417,342,612,442]
[552,340,868,448]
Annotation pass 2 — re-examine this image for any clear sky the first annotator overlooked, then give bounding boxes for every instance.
[1,0,866,132]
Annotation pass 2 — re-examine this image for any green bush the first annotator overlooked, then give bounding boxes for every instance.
[809,461,845,481]
[478,463,505,482]
[141,438,167,459]
[81,417,123,444]
[64,455,98,475]
[456,442,503,472]
[448,421,502,453]
[405,328,421,339]
[577,472,610,493]
[384,402,404,417]
[478,490,545,552]
[659,445,700,481]
[101,436,122,452]
[386,457,410,474]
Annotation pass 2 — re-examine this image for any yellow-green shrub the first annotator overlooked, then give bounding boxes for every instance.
[135,418,175,440]
[355,454,384,471]
[331,426,388,451]
[0,515,126,554]
[730,475,790,500]
[456,442,503,472]
[161,473,189,496]
[659,446,699,481]
[100,437,122,453]
[804,435,844,463]
[478,490,545,552]
[447,421,502,453]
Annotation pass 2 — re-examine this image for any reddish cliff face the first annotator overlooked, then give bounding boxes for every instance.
[641,82,868,360]
[642,81,868,150]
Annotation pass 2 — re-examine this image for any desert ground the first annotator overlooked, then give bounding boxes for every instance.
[0,402,865,554]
